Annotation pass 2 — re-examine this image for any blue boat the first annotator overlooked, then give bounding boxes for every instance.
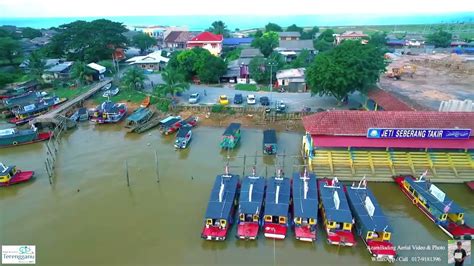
[292,169,318,242]
[125,107,154,132]
[90,101,127,124]
[263,170,291,239]
[9,96,67,125]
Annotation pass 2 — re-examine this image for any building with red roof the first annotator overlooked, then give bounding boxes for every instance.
[363,88,415,111]
[187,32,223,56]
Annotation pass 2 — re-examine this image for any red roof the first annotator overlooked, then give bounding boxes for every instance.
[367,89,415,111]
[188,32,223,42]
[302,111,474,136]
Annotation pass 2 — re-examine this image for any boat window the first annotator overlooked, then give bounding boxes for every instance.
[458,213,464,219]
[279,216,286,224]
[0,175,8,181]
[264,215,272,222]
[309,218,316,225]
[245,214,253,222]
[343,223,352,230]
[367,231,373,239]
[294,217,301,224]
[383,232,391,240]
[239,213,244,221]
[441,214,447,220]
[252,214,259,222]
[206,219,213,225]
[220,219,227,228]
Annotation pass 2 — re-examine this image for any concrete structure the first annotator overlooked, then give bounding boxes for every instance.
[277,32,301,41]
[126,51,169,71]
[334,31,368,45]
[87,63,106,81]
[164,31,193,49]
[187,32,223,56]
[276,68,306,92]
[439,99,474,112]
[363,88,415,111]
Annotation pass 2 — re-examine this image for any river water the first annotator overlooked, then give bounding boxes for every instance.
[1,124,472,266]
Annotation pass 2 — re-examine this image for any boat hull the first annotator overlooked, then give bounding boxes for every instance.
[264,223,287,239]
[237,222,260,240]
[294,226,317,242]
[0,171,34,186]
[0,132,52,148]
[366,239,396,262]
[201,226,229,241]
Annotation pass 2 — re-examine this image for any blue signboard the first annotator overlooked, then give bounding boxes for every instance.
[367,128,471,140]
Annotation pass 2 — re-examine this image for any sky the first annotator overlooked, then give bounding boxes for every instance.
[0,0,473,18]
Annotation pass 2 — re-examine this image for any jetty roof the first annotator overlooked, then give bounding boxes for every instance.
[264,177,291,217]
[319,182,353,223]
[205,174,239,219]
[126,107,150,122]
[263,129,277,144]
[293,173,318,219]
[238,176,265,214]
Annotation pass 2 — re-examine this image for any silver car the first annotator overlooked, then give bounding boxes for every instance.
[188,93,200,104]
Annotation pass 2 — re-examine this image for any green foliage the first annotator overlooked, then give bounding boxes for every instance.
[155,97,171,112]
[427,30,452,48]
[98,60,116,76]
[265,23,283,33]
[132,32,156,54]
[207,21,230,38]
[223,47,242,61]
[290,49,313,68]
[301,26,319,40]
[70,61,95,85]
[211,104,225,113]
[249,53,284,84]
[369,32,387,48]
[0,72,19,88]
[313,39,333,52]
[121,67,147,91]
[306,41,387,102]
[254,30,263,38]
[318,29,335,42]
[286,24,303,33]
[235,84,258,91]
[154,69,189,97]
[0,37,22,64]
[251,31,279,57]
[21,27,42,39]
[28,51,46,82]
[0,28,20,39]
[198,56,226,83]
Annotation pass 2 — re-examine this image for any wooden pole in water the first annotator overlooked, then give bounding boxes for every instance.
[242,154,246,177]
[45,142,55,162]
[155,150,160,183]
[265,166,268,178]
[125,160,130,186]
[45,161,52,184]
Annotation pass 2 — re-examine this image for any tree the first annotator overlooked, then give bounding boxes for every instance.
[154,69,189,97]
[369,32,387,48]
[121,67,147,91]
[98,60,116,76]
[265,23,283,33]
[197,55,227,83]
[222,47,241,61]
[290,49,313,68]
[306,41,387,102]
[313,29,335,52]
[427,30,452,48]
[70,61,94,85]
[318,29,335,42]
[249,53,284,84]
[254,30,263,38]
[301,26,319,40]
[286,24,303,33]
[207,21,230,37]
[251,31,279,58]
[28,51,46,82]
[132,32,156,54]
[0,37,22,64]
[22,27,42,39]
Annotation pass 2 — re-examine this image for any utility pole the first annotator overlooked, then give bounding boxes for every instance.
[268,61,276,105]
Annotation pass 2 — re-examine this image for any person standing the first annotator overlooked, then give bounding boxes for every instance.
[453,241,467,266]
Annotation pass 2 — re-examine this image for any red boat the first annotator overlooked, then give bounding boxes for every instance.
[263,170,291,239]
[0,163,34,186]
[164,116,198,135]
[394,172,474,240]
[292,169,319,242]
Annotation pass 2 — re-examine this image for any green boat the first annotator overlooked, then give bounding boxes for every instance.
[220,123,241,149]
[0,126,52,147]
[124,107,154,133]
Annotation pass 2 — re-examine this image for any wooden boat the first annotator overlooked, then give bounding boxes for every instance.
[70,108,89,122]
[466,181,474,191]
[292,169,318,242]
[236,167,265,240]
[9,96,67,125]
[220,123,241,149]
[263,170,291,239]
[140,96,151,108]
[132,115,164,134]
[394,173,474,240]
[159,116,183,135]
[0,163,34,187]
[90,101,127,124]
[201,166,239,241]
[174,126,192,149]
[263,129,277,155]
[4,91,47,108]
[125,107,154,132]
[0,126,52,148]
[318,177,356,246]
[164,116,198,135]
[346,177,396,261]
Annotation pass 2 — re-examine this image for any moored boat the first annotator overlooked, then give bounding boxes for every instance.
[174,126,192,149]
[70,108,89,122]
[0,163,34,186]
[201,167,239,241]
[102,87,120,98]
[90,101,127,124]
[263,170,291,239]
[125,107,154,132]
[9,96,67,125]
[140,96,151,108]
[0,126,52,148]
[318,177,356,246]
[220,123,241,149]
[263,129,277,155]
[4,91,47,107]
[346,177,396,261]
[165,116,198,135]
[393,173,474,240]
[236,167,265,240]
[159,116,183,135]
[292,169,318,242]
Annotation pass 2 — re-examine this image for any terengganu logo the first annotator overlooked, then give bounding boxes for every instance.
[19,246,33,254]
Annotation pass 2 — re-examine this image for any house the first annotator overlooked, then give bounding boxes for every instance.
[222,38,254,48]
[404,34,425,47]
[19,38,38,55]
[451,41,468,47]
[275,40,315,62]
[126,51,169,71]
[276,68,306,92]
[278,32,301,41]
[334,31,368,45]
[220,58,253,83]
[240,48,263,58]
[87,63,106,81]
[164,31,194,50]
[42,61,74,82]
[187,32,223,56]
[30,36,51,46]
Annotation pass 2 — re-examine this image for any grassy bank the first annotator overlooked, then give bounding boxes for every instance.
[235,84,271,92]
[49,85,91,99]
[92,88,147,105]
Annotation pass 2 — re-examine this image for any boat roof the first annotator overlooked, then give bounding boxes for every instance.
[346,186,392,232]
[264,176,291,217]
[263,129,277,144]
[238,175,265,214]
[405,176,464,214]
[126,107,150,122]
[182,116,196,124]
[293,172,319,219]
[77,108,87,115]
[223,123,241,136]
[0,128,17,136]
[100,101,122,113]
[319,181,353,223]
[204,174,239,219]
[0,163,14,175]
[161,117,181,127]
[176,126,192,138]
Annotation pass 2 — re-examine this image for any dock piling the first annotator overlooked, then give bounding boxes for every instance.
[242,155,246,177]
[155,150,160,183]
[125,160,130,186]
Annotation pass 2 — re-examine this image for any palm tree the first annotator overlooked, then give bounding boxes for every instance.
[154,69,189,98]
[71,61,94,85]
[208,20,229,37]
[121,67,147,91]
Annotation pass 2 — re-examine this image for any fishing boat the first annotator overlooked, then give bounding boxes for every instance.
[3,91,47,107]
[263,170,291,239]
[220,123,241,149]
[318,177,356,246]
[292,169,318,242]
[89,101,127,124]
[393,172,474,240]
[263,129,277,155]
[9,96,67,125]
[236,167,265,240]
[174,126,192,149]
[102,87,120,98]
[0,163,35,187]
[164,116,198,135]
[70,108,89,122]
[0,126,52,148]
[140,96,151,108]
[346,177,397,261]
[159,116,183,135]
[201,166,239,241]
[124,107,154,132]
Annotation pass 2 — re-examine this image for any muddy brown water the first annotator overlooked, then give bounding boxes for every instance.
[1,124,473,266]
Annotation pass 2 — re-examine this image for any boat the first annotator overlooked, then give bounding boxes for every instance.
[174,126,192,149]
[220,123,241,149]
[263,170,291,239]
[3,91,47,107]
[125,107,154,132]
[393,172,474,240]
[132,115,165,134]
[164,116,198,135]
[292,169,318,242]
[236,167,265,240]
[101,83,112,91]
[102,87,120,98]
[318,177,356,246]
[89,101,127,124]
[159,116,183,135]
[69,108,89,122]
[346,177,397,261]
[140,96,151,108]
[201,166,239,241]
[0,125,52,148]
[9,96,67,125]
[0,163,35,187]
[263,129,277,155]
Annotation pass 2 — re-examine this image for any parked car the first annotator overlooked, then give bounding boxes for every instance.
[260,96,270,106]
[219,95,229,105]
[188,93,200,104]
[276,101,287,113]
[247,94,256,105]
[234,94,243,104]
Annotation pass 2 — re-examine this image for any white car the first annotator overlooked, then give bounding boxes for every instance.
[188,93,200,104]
[247,94,256,105]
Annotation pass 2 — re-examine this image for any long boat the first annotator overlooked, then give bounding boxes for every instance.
[163,116,198,135]
[201,167,239,241]
[0,163,34,187]
[124,107,154,132]
[292,169,318,242]
[90,101,127,124]
[394,173,474,240]
[220,123,241,149]
[9,96,67,125]
[236,167,265,240]
[159,116,183,135]
[318,177,356,246]
[0,126,52,148]
[346,178,397,261]
[4,91,46,107]
[263,170,291,239]
[174,126,192,149]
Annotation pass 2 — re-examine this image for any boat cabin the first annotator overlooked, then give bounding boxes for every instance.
[292,171,318,241]
[125,107,153,128]
[159,117,183,134]
[167,116,198,135]
[220,123,241,149]
[90,101,127,123]
[174,126,192,149]
[263,129,277,155]
[263,174,291,239]
[0,163,16,183]
[237,170,265,239]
